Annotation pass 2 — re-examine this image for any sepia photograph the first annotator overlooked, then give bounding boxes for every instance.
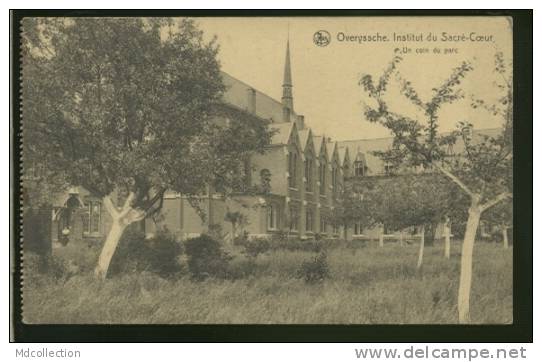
[15,13,523,332]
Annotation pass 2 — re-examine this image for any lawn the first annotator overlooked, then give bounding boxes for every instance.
[22,240,512,324]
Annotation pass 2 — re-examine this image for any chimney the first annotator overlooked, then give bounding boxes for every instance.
[296,115,305,129]
[246,87,256,114]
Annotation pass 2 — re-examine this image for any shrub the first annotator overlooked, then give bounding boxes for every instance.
[184,234,232,280]
[233,230,249,246]
[23,252,71,286]
[145,229,183,277]
[271,239,324,253]
[296,252,330,283]
[111,227,182,278]
[242,237,271,258]
[207,223,226,242]
[271,230,289,242]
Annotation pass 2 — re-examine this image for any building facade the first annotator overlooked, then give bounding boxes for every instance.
[46,40,501,247]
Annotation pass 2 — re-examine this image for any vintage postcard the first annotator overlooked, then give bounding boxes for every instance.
[17,15,519,329]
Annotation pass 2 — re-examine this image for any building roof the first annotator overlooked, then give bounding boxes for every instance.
[298,129,312,151]
[312,135,325,156]
[270,122,295,145]
[221,72,299,124]
[338,127,503,175]
[326,140,339,163]
[338,146,350,166]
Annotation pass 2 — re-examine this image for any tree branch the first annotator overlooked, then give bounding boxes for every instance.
[434,164,474,197]
[118,192,136,219]
[102,195,119,219]
[480,192,512,212]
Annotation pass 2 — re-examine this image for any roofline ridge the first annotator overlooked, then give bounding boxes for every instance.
[337,127,502,143]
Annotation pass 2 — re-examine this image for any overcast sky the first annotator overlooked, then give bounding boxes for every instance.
[195,17,512,141]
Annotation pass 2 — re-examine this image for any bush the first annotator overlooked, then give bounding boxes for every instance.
[271,239,324,253]
[111,227,182,278]
[184,234,232,280]
[23,252,71,286]
[271,230,289,242]
[296,252,330,284]
[233,230,249,246]
[242,237,271,258]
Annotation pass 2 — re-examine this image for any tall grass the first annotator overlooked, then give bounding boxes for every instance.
[22,240,512,324]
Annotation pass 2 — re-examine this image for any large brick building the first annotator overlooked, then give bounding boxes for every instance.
[47,40,500,247]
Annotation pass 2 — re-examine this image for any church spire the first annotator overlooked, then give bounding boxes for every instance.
[282,39,294,111]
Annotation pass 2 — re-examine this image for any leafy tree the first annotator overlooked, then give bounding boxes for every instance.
[363,173,465,267]
[224,210,248,244]
[481,198,513,249]
[359,52,512,322]
[328,181,372,241]
[22,18,272,278]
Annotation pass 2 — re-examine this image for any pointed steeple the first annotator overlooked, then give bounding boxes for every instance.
[282,39,294,111]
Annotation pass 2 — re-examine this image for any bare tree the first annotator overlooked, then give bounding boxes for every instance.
[359,52,512,322]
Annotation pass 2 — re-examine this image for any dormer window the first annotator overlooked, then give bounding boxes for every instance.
[331,165,338,191]
[354,161,365,177]
[384,163,395,175]
[288,151,297,188]
[304,157,313,192]
[319,159,326,194]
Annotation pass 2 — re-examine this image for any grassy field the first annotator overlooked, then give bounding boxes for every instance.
[22,240,512,324]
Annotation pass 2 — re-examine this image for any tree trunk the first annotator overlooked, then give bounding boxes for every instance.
[502,226,509,249]
[444,225,451,259]
[95,193,146,279]
[399,230,404,247]
[416,225,425,269]
[458,205,481,323]
[95,219,127,279]
[379,225,384,247]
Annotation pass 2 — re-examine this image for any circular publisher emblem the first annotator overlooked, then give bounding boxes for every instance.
[313,30,331,47]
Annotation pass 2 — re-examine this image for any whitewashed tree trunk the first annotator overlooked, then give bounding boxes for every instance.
[434,165,512,324]
[502,226,509,249]
[416,226,425,269]
[95,219,127,278]
[379,225,384,247]
[94,193,146,279]
[444,225,451,259]
[457,205,481,323]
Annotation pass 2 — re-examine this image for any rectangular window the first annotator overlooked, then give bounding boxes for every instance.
[319,162,326,194]
[289,206,298,231]
[267,204,278,230]
[331,166,339,199]
[384,163,395,175]
[355,161,365,177]
[320,217,327,234]
[305,158,312,192]
[83,200,101,235]
[289,152,297,188]
[306,209,313,232]
[354,222,364,236]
